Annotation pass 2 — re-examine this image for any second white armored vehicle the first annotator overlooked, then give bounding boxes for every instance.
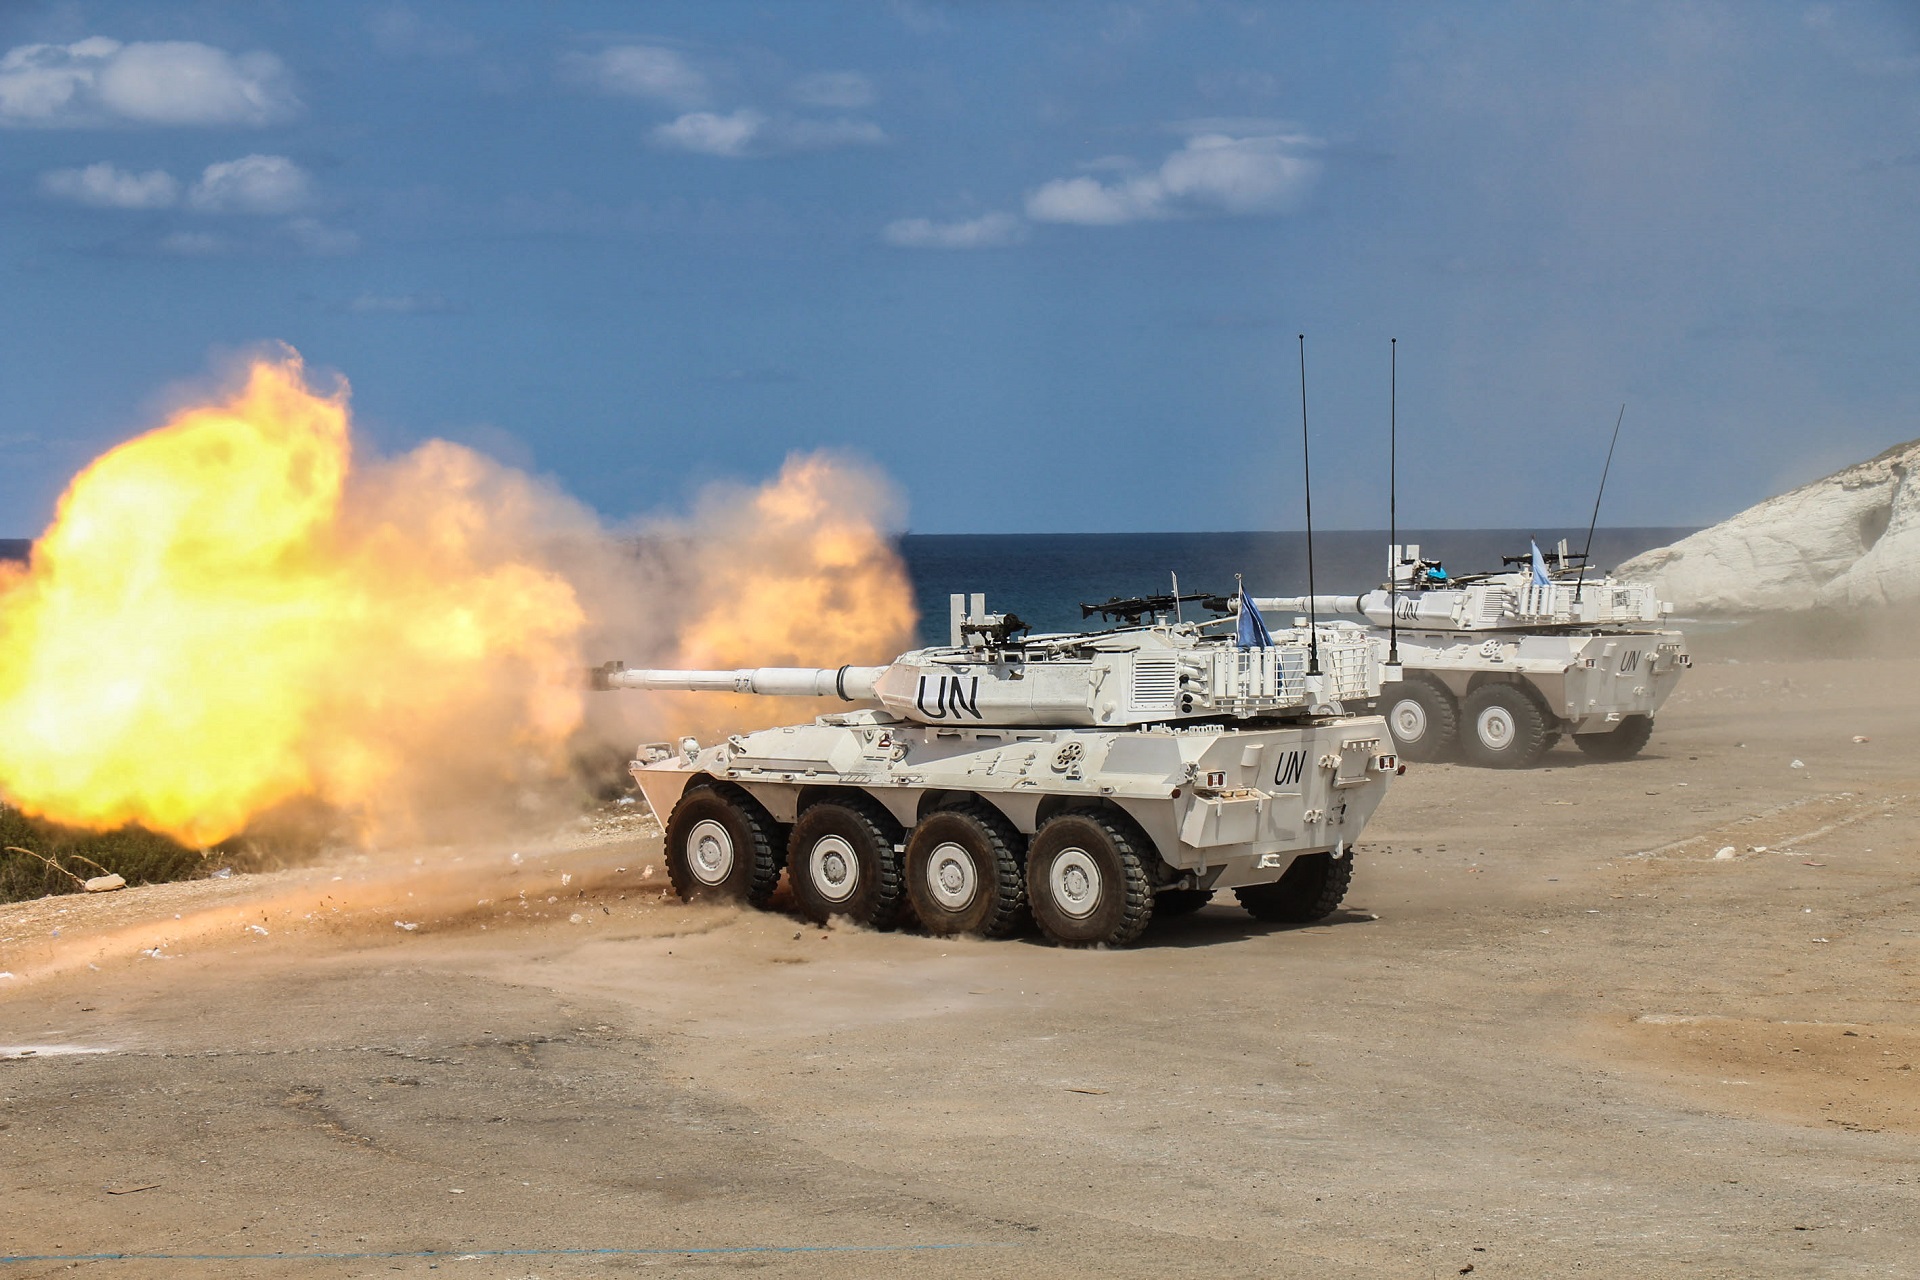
[1254,542,1689,769]
[594,594,1400,947]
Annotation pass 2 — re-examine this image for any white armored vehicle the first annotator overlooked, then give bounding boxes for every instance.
[1254,542,1689,769]
[593,593,1400,947]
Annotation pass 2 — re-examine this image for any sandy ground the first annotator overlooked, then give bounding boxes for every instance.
[3,648,1917,1278]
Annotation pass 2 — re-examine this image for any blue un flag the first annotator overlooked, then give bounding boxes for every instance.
[1237,585,1274,648]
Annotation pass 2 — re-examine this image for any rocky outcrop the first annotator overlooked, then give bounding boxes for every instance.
[1617,437,1920,614]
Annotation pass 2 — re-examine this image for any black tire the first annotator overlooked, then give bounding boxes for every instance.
[1152,889,1214,919]
[904,804,1028,938]
[788,797,907,929]
[1025,810,1152,948]
[663,785,784,907]
[1234,850,1354,923]
[1458,682,1557,769]
[1574,714,1655,761]
[1380,675,1458,763]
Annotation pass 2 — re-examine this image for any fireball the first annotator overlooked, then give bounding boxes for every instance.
[0,350,584,844]
[0,349,918,846]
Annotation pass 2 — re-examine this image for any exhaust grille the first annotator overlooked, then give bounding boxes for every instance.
[1130,657,1179,711]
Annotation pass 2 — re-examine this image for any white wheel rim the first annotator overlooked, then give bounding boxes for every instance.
[1049,847,1102,920]
[1390,697,1428,743]
[808,834,860,904]
[1476,705,1516,750]
[925,841,978,911]
[686,818,735,885]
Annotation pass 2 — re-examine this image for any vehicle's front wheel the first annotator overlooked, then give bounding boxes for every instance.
[1025,810,1152,948]
[1459,683,1557,768]
[1574,714,1655,761]
[1234,850,1354,923]
[905,804,1028,938]
[1381,675,1459,763]
[788,797,907,929]
[663,785,784,906]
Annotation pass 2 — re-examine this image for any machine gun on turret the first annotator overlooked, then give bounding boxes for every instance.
[1079,592,1232,626]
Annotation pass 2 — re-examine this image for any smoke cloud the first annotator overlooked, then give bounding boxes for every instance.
[0,348,917,848]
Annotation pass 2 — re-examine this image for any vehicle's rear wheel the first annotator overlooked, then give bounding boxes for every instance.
[905,804,1028,938]
[1025,810,1152,948]
[1381,675,1458,762]
[1234,850,1354,923]
[1458,683,1557,768]
[663,785,784,906]
[788,797,907,929]
[1152,888,1214,919]
[1574,714,1655,761]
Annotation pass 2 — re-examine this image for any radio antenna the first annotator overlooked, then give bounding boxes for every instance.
[1387,338,1399,670]
[1298,333,1320,676]
[1574,403,1625,604]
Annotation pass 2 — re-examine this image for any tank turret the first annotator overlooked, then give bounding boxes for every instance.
[595,592,1382,728]
[594,593,1398,949]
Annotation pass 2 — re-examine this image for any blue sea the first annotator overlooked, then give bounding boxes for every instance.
[900,528,1695,646]
[2,529,1695,650]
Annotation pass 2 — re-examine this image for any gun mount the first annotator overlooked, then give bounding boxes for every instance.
[595,593,1399,948]
[1079,592,1233,626]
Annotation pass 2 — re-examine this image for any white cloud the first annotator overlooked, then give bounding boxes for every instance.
[653,107,765,156]
[150,217,356,258]
[883,212,1026,249]
[368,7,478,59]
[652,108,886,157]
[284,218,359,255]
[780,116,887,150]
[39,161,179,208]
[1025,176,1142,226]
[1026,132,1320,225]
[157,229,225,255]
[792,71,874,109]
[188,155,311,214]
[0,37,298,128]
[347,291,455,314]
[566,44,706,105]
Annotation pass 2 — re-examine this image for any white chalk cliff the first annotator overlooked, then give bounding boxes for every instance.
[1617,437,1920,613]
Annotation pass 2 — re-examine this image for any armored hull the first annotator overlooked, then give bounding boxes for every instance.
[1372,627,1687,767]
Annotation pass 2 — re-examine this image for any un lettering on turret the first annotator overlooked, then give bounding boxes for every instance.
[914,673,982,720]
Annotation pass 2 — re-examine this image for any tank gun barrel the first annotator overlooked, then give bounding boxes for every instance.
[593,662,883,701]
[1246,595,1370,617]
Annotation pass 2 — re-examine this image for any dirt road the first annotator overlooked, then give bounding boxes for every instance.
[3,653,1917,1278]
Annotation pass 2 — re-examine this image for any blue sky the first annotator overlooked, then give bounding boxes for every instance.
[3,1,1918,535]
